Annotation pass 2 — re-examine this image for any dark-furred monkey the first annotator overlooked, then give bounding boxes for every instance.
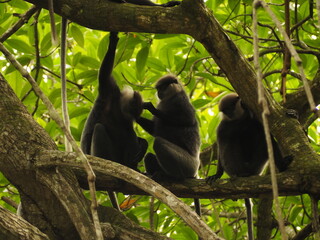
[81,32,147,210]
[206,93,292,240]
[136,75,201,217]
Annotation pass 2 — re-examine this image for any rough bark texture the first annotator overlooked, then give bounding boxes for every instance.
[1,0,320,239]
[0,75,173,240]
[23,0,320,169]
[0,205,49,240]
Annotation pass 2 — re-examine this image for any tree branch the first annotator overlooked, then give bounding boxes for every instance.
[36,150,320,199]
[36,150,222,240]
[0,205,49,240]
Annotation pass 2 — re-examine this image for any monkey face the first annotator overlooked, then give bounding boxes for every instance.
[157,83,183,100]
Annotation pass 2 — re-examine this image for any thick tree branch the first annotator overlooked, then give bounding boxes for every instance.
[36,150,320,199]
[23,0,320,170]
[24,0,195,34]
[0,73,182,240]
[35,150,221,240]
[0,205,49,240]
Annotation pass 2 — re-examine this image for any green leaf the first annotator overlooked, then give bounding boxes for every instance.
[40,32,53,54]
[147,57,167,72]
[79,56,100,69]
[192,99,211,109]
[136,46,149,75]
[228,0,240,15]
[69,107,90,119]
[97,34,109,61]
[6,39,33,54]
[71,25,85,48]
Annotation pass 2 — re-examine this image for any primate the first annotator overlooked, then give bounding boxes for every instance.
[206,93,292,240]
[113,0,181,7]
[136,75,202,216]
[81,32,148,210]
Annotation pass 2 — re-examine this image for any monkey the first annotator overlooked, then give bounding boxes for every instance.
[136,75,202,218]
[110,0,181,7]
[206,93,293,240]
[80,32,148,211]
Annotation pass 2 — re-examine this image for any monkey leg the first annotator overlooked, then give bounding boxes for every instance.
[91,123,120,211]
[131,138,148,166]
[144,153,162,176]
[153,137,199,179]
[90,123,116,160]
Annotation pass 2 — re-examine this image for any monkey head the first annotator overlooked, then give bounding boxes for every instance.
[155,75,183,100]
[219,93,247,121]
[120,86,143,120]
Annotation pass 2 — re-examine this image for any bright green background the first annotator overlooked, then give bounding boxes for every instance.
[0,0,319,239]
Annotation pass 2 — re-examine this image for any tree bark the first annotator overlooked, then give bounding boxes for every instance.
[0,205,49,240]
[2,0,320,239]
[0,74,174,240]
[23,0,320,170]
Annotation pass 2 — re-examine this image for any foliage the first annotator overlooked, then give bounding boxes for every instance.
[0,0,319,239]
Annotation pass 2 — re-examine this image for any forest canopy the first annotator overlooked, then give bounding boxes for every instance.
[0,0,320,240]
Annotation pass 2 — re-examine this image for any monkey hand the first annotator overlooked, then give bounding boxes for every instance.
[142,102,155,110]
[205,175,221,185]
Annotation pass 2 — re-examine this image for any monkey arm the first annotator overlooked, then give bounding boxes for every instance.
[143,102,179,124]
[143,102,170,121]
[98,32,119,96]
[142,102,159,114]
[136,117,155,135]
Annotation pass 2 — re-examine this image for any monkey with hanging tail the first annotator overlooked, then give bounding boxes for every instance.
[81,32,148,210]
[206,93,292,240]
[137,75,202,221]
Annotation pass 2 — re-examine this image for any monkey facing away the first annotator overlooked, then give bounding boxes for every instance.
[136,75,202,217]
[206,93,292,240]
[81,32,147,210]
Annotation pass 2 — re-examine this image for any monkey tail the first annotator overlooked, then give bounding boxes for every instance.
[194,198,201,216]
[194,198,202,240]
[245,198,254,240]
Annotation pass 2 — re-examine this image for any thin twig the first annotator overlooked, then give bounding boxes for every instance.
[316,0,320,29]
[60,17,72,152]
[0,42,103,240]
[36,151,222,240]
[253,1,288,240]
[0,6,38,42]
[259,0,319,117]
[48,0,58,45]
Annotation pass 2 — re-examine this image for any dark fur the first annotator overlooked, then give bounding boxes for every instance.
[206,93,292,240]
[136,75,201,219]
[137,75,200,179]
[81,32,147,210]
[206,93,291,182]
